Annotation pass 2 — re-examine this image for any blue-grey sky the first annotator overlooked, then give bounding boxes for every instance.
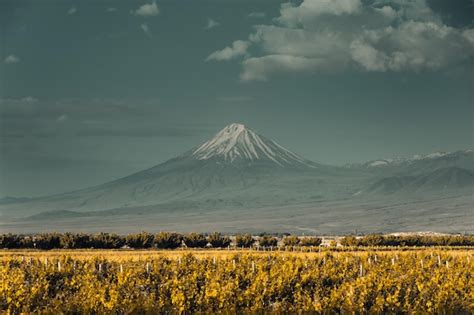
[0,0,473,197]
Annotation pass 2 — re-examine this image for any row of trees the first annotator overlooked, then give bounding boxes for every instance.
[340,234,474,247]
[2,232,471,249]
[0,232,322,250]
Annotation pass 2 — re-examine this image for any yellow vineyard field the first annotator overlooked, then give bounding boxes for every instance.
[1,249,473,313]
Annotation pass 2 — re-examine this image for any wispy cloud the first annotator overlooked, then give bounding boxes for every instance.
[67,7,77,15]
[248,12,266,18]
[131,1,159,17]
[3,55,20,64]
[76,126,202,138]
[106,7,118,13]
[205,18,220,30]
[56,114,68,123]
[141,23,152,36]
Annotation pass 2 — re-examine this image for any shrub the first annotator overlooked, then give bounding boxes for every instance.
[340,236,359,246]
[184,233,208,248]
[60,233,91,249]
[259,235,278,247]
[208,232,231,248]
[283,236,300,246]
[90,233,125,249]
[0,234,21,249]
[300,237,322,246]
[154,232,183,249]
[34,233,61,250]
[235,234,255,247]
[125,232,155,249]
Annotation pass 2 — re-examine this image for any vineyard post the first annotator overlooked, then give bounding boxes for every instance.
[391,258,395,265]
[359,264,363,277]
[146,262,150,274]
[420,259,423,268]
[252,261,255,273]
[437,255,441,266]
[57,261,61,272]
[120,264,123,273]
[445,261,449,269]
[45,257,48,268]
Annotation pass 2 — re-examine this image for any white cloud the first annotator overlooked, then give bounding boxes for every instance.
[208,0,474,80]
[67,7,77,15]
[350,40,387,71]
[106,7,118,13]
[4,55,20,64]
[351,21,474,72]
[206,40,250,61]
[278,0,362,27]
[248,12,266,18]
[132,1,159,17]
[205,18,220,30]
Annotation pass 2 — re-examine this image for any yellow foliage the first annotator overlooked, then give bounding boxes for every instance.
[0,250,472,313]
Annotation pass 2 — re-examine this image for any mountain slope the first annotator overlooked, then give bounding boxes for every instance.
[190,123,317,168]
[1,123,473,234]
[0,123,352,218]
[350,150,474,175]
[365,167,474,195]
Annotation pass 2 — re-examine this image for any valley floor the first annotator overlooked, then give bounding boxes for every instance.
[1,193,472,234]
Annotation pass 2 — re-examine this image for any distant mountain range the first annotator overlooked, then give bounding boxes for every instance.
[1,123,472,234]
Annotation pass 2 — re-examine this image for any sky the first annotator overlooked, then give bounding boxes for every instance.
[0,0,473,197]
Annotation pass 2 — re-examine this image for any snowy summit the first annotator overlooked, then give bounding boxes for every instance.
[191,123,315,168]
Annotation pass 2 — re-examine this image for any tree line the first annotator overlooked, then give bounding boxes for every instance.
[1,232,472,249]
[0,232,322,250]
[340,234,474,247]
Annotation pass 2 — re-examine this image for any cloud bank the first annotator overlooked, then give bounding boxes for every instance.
[207,0,474,81]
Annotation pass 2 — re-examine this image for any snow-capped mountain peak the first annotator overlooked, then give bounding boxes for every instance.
[191,123,316,168]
